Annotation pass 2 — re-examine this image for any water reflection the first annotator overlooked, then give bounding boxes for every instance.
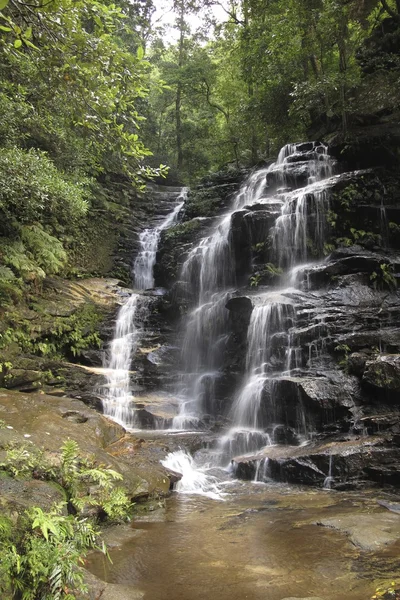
[87,484,385,600]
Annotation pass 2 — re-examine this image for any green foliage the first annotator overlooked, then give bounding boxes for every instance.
[0,303,103,358]
[370,263,397,290]
[327,210,337,228]
[0,503,106,600]
[334,343,351,369]
[264,263,283,276]
[0,0,167,305]
[323,242,335,255]
[249,273,261,287]
[0,437,131,597]
[0,147,87,296]
[1,443,54,479]
[0,148,89,230]
[164,219,201,242]
[0,438,132,522]
[249,263,283,287]
[59,440,131,520]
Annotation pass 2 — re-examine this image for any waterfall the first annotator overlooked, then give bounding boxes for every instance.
[220,294,296,459]
[134,189,186,289]
[172,141,336,468]
[101,293,145,427]
[172,169,270,429]
[102,188,185,428]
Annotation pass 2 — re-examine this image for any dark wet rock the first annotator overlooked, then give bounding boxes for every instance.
[262,374,358,431]
[363,355,400,400]
[347,352,369,377]
[183,183,241,220]
[359,412,400,436]
[4,368,43,391]
[230,206,279,281]
[79,349,104,367]
[232,437,400,488]
[155,217,211,287]
[225,296,253,315]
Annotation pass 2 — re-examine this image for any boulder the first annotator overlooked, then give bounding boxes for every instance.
[363,354,400,400]
[232,436,400,488]
[0,389,176,501]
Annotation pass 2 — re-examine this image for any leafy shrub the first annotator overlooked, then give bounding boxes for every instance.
[60,440,131,520]
[0,437,134,599]
[0,504,106,600]
[0,147,89,234]
[0,303,103,358]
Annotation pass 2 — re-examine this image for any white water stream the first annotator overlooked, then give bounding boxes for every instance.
[101,188,185,427]
[134,190,186,289]
[102,144,342,498]
[167,142,338,496]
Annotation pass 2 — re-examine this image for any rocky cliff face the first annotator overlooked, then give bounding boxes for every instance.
[155,142,400,490]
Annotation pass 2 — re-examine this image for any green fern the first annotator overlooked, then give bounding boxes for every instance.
[0,239,46,280]
[21,224,67,275]
[0,503,104,600]
[0,265,16,280]
[60,439,131,520]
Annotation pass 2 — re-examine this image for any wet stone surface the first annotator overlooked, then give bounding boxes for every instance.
[86,482,400,600]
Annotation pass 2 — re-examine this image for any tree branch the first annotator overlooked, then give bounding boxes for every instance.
[381,0,400,20]
[211,1,245,25]
[202,77,229,122]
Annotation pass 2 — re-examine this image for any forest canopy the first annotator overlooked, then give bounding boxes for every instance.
[0,0,399,300]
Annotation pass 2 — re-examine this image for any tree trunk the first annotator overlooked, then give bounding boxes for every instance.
[337,10,348,135]
[176,82,183,171]
[175,1,185,172]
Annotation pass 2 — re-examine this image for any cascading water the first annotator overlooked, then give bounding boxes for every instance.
[220,293,297,459]
[172,168,271,430]
[101,188,185,428]
[101,294,146,427]
[161,450,225,500]
[168,141,338,490]
[134,189,186,289]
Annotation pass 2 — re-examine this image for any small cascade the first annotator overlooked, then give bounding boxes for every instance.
[323,454,334,490]
[220,293,296,458]
[161,450,225,500]
[272,183,331,270]
[380,197,390,248]
[254,457,270,483]
[102,293,144,427]
[101,188,185,428]
[173,169,270,429]
[134,189,186,289]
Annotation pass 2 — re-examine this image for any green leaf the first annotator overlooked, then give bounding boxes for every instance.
[0,24,11,31]
[136,45,144,60]
[14,38,22,48]
[0,0,9,9]
[23,38,39,50]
